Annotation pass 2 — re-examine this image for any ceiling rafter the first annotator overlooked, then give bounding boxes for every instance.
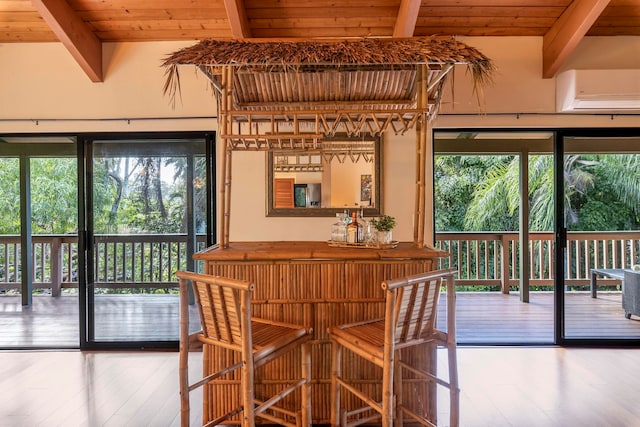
[542,0,611,79]
[393,0,421,38]
[31,0,103,82]
[223,0,252,39]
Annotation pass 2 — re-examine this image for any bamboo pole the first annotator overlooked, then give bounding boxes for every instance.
[178,277,190,426]
[223,137,232,247]
[414,64,428,247]
[413,69,421,246]
[219,66,229,247]
[220,66,234,248]
[226,68,235,247]
[446,273,460,427]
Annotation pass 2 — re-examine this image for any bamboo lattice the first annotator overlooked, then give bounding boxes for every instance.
[193,242,449,423]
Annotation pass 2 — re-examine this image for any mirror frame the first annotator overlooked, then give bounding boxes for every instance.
[267,134,382,217]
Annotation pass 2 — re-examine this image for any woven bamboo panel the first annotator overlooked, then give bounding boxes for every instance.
[201,252,437,423]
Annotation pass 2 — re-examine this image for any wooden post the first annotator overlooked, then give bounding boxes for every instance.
[178,277,190,426]
[20,156,33,306]
[219,66,228,248]
[50,237,62,297]
[414,64,428,248]
[501,234,511,294]
[446,272,460,427]
[519,151,530,302]
[219,65,234,248]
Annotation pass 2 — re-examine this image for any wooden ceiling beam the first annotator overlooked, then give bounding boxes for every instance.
[393,0,421,38]
[542,0,610,79]
[224,0,252,39]
[31,0,103,82]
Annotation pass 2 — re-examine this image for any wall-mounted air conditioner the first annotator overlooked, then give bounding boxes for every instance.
[556,69,640,112]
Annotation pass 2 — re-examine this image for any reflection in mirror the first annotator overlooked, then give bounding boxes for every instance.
[267,135,381,217]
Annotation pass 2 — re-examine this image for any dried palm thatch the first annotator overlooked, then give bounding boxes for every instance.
[162,36,493,112]
[163,36,491,67]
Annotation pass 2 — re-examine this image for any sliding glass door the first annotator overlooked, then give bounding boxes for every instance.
[0,136,78,348]
[435,129,640,345]
[560,132,640,342]
[85,134,214,347]
[434,131,555,344]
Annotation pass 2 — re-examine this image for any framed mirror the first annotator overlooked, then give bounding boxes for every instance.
[267,135,382,217]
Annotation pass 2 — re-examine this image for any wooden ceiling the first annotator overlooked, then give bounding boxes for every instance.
[1,0,638,82]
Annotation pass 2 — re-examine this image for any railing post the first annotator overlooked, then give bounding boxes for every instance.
[501,234,510,294]
[50,237,62,297]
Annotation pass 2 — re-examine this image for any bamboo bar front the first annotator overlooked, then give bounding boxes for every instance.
[194,241,448,424]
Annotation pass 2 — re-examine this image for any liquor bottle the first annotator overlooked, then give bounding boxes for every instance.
[358,208,370,244]
[346,212,363,244]
[331,212,346,242]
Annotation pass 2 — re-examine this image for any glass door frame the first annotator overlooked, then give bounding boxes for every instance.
[433,128,555,344]
[79,131,216,350]
[434,126,640,346]
[555,127,640,346]
[0,134,78,349]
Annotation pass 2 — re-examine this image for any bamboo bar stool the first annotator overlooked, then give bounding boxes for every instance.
[177,271,313,427]
[328,269,459,427]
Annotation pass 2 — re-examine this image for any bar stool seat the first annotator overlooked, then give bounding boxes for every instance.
[177,271,313,427]
[328,268,459,427]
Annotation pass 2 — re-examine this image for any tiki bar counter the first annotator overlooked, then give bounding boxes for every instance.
[193,241,449,422]
[165,37,491,425]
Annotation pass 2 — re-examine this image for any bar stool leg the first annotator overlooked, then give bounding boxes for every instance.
[330,340,342,426]
[381,355,394,427]
[241,352,256,427]
[301,342,312,427]
[393,355,402,427]
[448,342,460,427]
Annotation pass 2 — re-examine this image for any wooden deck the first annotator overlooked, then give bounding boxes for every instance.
[1,292,639,347]
[0,294,201,347]
[456,291,640,343]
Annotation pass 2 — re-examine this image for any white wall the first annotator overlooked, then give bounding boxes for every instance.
[329,159,375,208]
[434,36,640,128]
[0,42,217,132]
[1,37,638,244]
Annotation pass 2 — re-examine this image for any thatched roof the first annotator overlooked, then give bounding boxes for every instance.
[162,37,493,113]
[163,37,492,68]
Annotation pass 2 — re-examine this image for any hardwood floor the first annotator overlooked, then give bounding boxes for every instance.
[455,347,640,427]
[1,347,639,427]
[0,350,202,427]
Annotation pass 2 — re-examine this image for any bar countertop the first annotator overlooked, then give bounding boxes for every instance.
[193,241,448,261]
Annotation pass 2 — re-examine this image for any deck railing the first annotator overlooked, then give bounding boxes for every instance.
[2,232,639,295]
[0,234,207,295]
[436,231,640,292]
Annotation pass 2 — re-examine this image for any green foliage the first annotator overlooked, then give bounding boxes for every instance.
[0,158,78,234]
[570,154,640,231]
[30,158,78,234]
[574,199,635,231]
[435,152,640,292]
[435,155,510,231]
[92,156,206,234]
[370,214,396,231]
[0,153,207,237]
[463,158,519,231]
[435,153,637,233]
[0,158,20,234]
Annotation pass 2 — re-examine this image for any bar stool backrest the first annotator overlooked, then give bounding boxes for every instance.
[190,273,254,350]
[383,275,442,349]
